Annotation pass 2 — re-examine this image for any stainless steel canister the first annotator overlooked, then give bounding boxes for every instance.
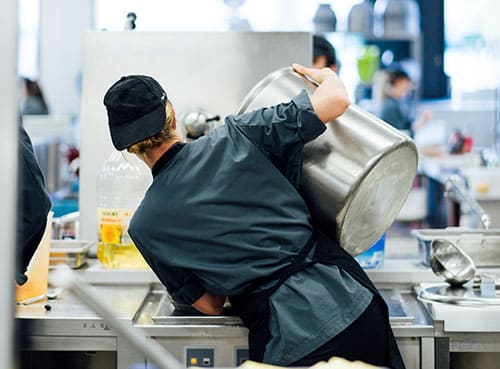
[236,67,418,255]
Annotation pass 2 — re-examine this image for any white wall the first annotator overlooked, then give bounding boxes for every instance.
[39,0,94,116]
[0,0,18,367]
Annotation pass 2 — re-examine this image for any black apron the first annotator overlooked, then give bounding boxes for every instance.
[228,230,405,369]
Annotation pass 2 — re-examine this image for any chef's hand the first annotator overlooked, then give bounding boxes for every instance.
[193,292,226,315]
[293,63,337,84]
[292,63,350,123]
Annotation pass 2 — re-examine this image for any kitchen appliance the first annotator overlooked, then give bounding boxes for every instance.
[236,67,418,255]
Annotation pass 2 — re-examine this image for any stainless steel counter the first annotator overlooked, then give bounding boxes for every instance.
[16,279,434,369]
[16,247,445,369]
[77,257,441,286]
[17,285,150,350]
[75,235,436,286]
[415,281,500,369]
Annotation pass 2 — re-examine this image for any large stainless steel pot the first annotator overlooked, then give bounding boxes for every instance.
[236,67,418,255]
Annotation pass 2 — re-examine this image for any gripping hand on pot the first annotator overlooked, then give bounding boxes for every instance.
[293,63,350,124]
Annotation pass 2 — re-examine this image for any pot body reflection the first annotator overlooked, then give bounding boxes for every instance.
[237,68,418,255]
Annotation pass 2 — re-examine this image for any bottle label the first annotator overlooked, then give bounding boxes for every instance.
[97,208,132,243]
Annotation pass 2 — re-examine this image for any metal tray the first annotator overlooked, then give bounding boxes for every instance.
[49,239,93,269]
[151,294,242,326]
[380,289,415,325]
[411,228,500,267]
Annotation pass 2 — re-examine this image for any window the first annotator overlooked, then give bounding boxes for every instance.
[94,0,361,32]
[18,0,40,79]
[93,1,362,96]
[444,0,498,96]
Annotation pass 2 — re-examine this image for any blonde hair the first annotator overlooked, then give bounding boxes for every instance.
[127,100,177,155]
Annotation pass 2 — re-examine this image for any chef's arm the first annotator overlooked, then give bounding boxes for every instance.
[192,292,226,315]
[292,63,350,123]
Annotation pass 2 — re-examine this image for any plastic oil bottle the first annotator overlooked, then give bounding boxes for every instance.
[97,151,152,269]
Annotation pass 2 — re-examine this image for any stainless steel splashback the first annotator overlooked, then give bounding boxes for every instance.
[79,31,311,240]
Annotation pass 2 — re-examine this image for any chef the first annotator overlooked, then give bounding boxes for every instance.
[103,64,405,368]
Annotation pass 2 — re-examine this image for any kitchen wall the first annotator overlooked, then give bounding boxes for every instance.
[39,0,94,116]
[78,31,311,240]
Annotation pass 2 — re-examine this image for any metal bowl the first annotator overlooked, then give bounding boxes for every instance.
[430,239,477,287]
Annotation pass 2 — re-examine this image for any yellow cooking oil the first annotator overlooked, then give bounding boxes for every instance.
[97,211,149,269]
[97,242,149,269]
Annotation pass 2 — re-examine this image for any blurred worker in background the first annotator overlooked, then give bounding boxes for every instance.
[16,121,52,285]
[380,68,430,136]
[19,77,49,115]
[313,34,340,73]
[15,118,52,369]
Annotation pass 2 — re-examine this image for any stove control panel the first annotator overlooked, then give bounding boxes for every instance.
[235,347,249,366]
[185,347,215,367]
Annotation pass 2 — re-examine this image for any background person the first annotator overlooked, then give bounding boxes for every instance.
[313,34,340,72]
[380,68,431,136]
[16,122,52,285]
[103,65,405,368]
[19,77,49,115]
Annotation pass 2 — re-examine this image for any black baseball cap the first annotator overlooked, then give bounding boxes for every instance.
[103,75,167,150]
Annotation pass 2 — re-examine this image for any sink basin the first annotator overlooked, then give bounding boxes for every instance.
[412,228,500,267]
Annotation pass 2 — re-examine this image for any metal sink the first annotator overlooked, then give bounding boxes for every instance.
[412,228,500,267]
[148,288,416,327]
[151,293,243,326]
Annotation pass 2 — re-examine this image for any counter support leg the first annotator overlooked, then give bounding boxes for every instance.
[421,337,435,369]
[435,337,450,369]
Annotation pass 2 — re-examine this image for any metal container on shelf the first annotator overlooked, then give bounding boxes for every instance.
[373,0,421,37]
[49,239,93,269]
[236,67,418,255]
[348,0,374,35]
